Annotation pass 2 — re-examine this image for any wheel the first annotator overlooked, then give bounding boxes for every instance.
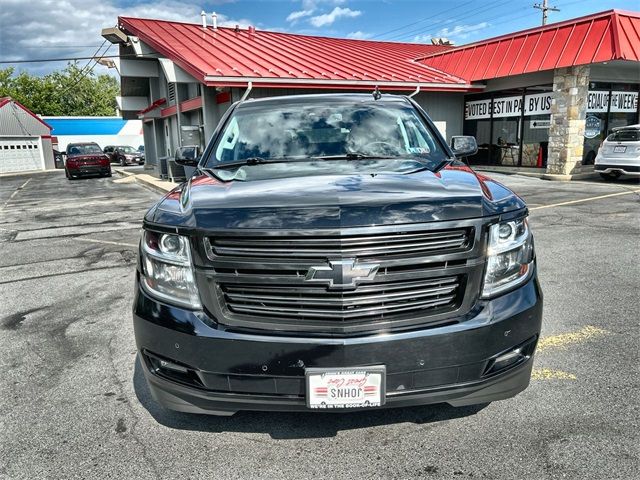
[106,171,112,177]
[600,171,621,181]
[120,156,126,166]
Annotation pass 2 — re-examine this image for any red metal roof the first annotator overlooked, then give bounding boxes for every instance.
[118,17,474,91]
[418,10,640,82]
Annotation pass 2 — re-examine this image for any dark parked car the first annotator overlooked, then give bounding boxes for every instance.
[104,145,144,166]
[65,142,111,180]
[134,93,542,416]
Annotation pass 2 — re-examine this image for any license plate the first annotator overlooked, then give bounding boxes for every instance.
[614,146,626,153]
[306,366,385,409]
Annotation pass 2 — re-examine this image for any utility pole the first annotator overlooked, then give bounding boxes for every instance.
[533,0,560,26]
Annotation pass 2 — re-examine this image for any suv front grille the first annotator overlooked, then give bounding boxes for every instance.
[208,227,472,259]
[221,276,461,321]
[197,221,485,335]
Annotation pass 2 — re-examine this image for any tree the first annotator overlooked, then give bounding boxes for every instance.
[0,64,119,116]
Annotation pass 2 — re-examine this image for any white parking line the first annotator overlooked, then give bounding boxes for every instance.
[75,237,138,248]
[1,178,31,209]
[530,189,640,211]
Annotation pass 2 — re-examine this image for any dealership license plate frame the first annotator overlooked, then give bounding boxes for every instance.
[305,366,386,409]
[614,145,627,153]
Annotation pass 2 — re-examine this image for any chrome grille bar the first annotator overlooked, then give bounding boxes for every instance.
[221,277,459,321]
[208,227,471,259]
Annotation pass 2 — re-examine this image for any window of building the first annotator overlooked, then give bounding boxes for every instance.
[464,86,552,168]
[583,82,640,164]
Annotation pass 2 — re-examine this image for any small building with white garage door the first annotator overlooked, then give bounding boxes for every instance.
[0,97,55,174]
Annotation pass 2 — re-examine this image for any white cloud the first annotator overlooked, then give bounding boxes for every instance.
[301,0,345,9]
[286,10,314,23]
[346,31,371,40]
[0,0,255,75]
[413,22,490,43]
[309,6,361,28]
[286,0,348,24]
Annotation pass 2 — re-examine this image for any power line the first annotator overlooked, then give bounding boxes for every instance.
[382,0,516,42]
[369,0,478,40]
[0,51,161,65]
[17,45,105,49]
[58,43,112,97]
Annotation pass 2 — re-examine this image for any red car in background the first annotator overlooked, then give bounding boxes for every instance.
[65,142,112,180]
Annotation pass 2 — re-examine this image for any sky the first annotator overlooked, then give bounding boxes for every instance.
[1,0,638,77]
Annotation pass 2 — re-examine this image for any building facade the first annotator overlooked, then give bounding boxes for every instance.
[106,9,640,179]
[42,117,143,153]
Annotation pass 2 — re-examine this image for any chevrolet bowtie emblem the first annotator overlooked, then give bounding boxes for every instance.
[305,259,379,290]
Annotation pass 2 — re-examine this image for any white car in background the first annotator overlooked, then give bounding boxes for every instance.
[594,125,640,180]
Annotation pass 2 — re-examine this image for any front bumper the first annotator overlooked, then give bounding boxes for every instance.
[68,165,111,176]
[133,272,543,415]
[124,157,144,165]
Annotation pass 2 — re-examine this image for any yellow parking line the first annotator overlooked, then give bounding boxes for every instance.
[531,368,577,380]
[537,325,608,352]
[530,189,640,211]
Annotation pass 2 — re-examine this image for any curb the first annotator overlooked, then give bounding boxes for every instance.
[475,166,600,182]
[476,168,546,179]
[541,172,600,181]
[112,167,177,194]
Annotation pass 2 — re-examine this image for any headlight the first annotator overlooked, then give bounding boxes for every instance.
[140,231,201,309]
[482,217,534,298]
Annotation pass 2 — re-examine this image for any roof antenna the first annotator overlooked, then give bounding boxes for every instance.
[372,86,382,101]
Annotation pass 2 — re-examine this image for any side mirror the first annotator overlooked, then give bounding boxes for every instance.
[450,136,478,158]
[175,146,200,166]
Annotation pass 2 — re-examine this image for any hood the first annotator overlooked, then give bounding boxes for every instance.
[147,165,526,230]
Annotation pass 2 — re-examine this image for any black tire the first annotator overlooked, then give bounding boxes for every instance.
[120,156,126,167]
[583,150,596,165]
[599,171,622,181]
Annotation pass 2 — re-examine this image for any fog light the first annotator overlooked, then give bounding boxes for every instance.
[483,337,537,377]
[492,348,526,372]
[144,351,203,387]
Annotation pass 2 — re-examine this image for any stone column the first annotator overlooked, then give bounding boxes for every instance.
[545,65,590,178]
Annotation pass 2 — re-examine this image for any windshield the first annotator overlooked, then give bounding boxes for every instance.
[119,146,137,153]
[205,99,448,175]
[67,144,103,156]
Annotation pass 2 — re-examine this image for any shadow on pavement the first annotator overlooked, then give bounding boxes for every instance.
[133,356,488,439]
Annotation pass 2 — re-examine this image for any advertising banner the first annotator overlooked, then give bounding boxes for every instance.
[466,90,638,120]
[465,92,552,120]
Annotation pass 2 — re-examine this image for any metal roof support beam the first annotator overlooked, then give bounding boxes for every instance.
[240,81,253,101]
[158,59,199,84]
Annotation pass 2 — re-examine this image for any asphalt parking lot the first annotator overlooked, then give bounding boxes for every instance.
[1,170,638,479]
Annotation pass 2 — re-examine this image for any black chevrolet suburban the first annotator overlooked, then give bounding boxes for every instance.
[134,93,542,415]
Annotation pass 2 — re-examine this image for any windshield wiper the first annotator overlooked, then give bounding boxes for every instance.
[314,153,396,160]
[209,157,293,169]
